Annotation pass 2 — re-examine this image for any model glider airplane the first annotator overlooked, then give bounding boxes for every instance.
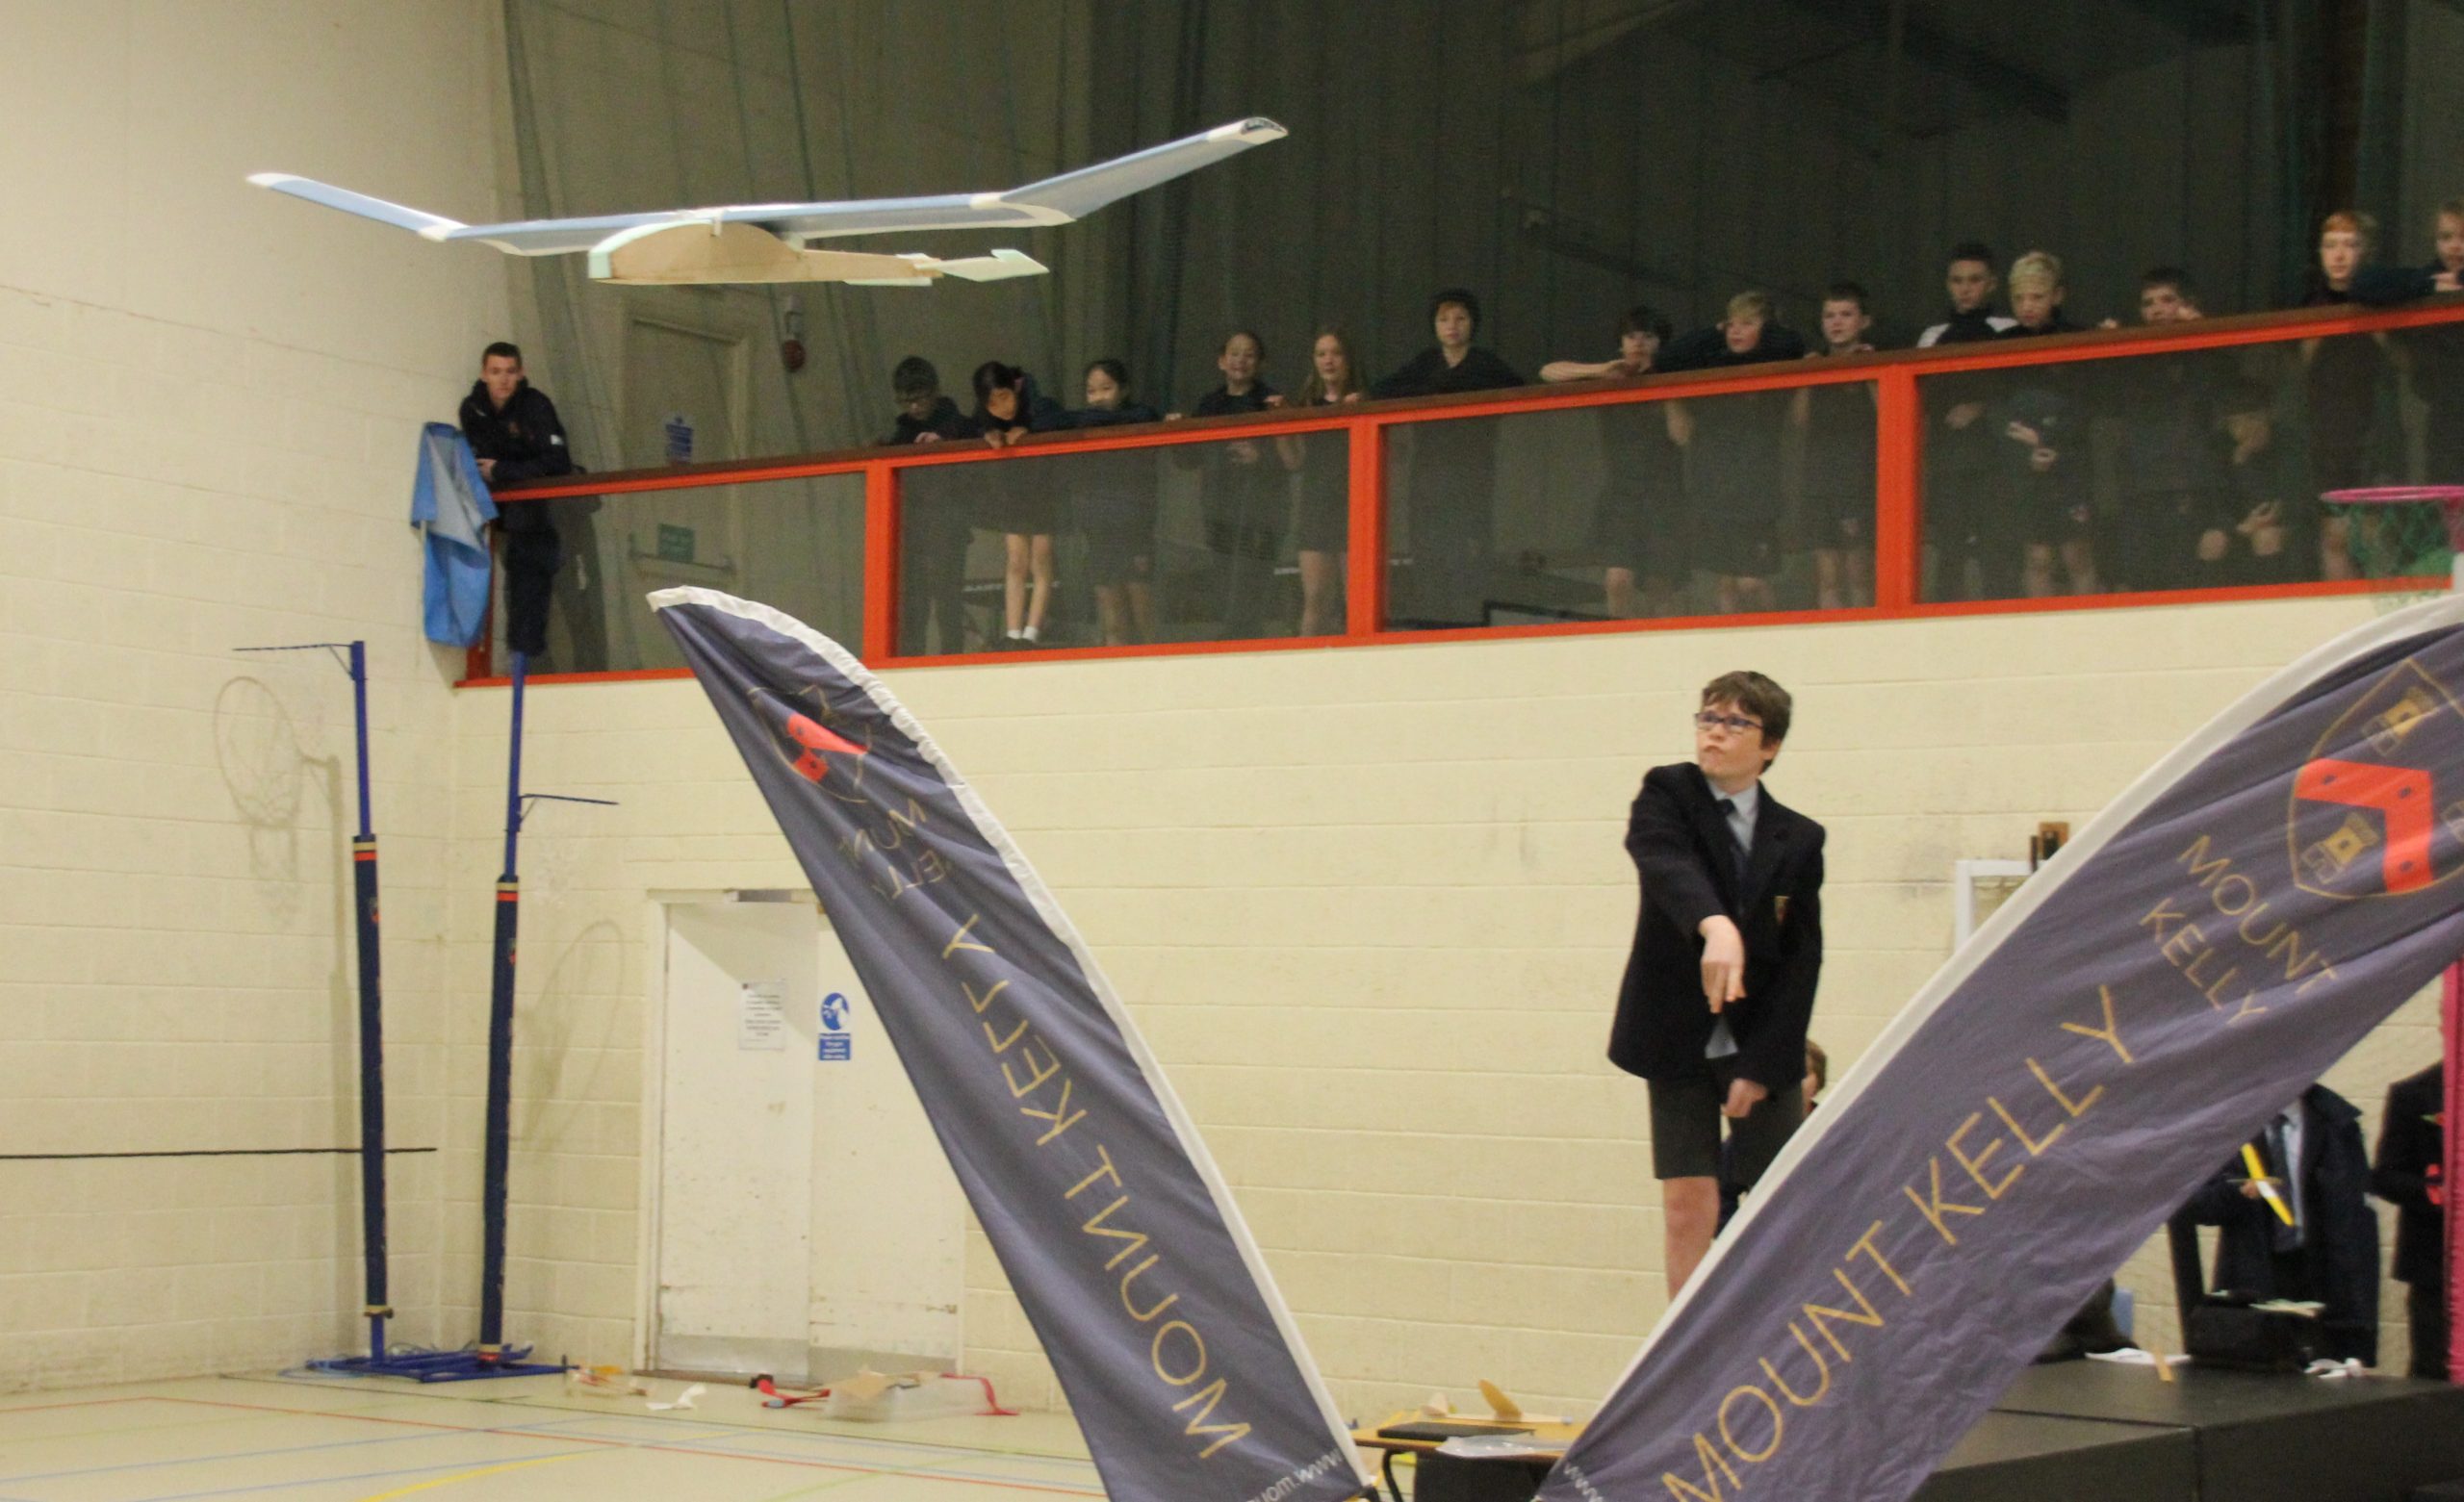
[250,117,1284,287]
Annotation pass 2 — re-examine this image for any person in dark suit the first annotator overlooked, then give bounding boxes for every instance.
[2179,1083,2380,1365]
[1608,670,1825,1299]
[2372,1062,2447,1378]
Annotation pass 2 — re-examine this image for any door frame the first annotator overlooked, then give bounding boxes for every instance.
[634,887,812,1371]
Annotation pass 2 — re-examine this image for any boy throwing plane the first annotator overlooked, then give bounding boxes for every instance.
[1608,672,1826,1299]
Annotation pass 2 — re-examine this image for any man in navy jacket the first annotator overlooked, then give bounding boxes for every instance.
[2372,1062,2447,1377]
[1608,670,1825,1298]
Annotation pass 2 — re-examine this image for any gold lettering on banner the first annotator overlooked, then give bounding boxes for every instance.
[1846,1222,1912,1297]
[1661,1434,1742,1501]
[1759,1324,1834,1406]
[1946,1114,2021,1201]
[1802,1267,1888,1358]
[919,885,1235,1459]
[1718,1386,1784,1464]
[1171,1378,1250,1461]
[1903,1158,1986,1246]
[942,912,991,957]
[2059,986,2133,1064]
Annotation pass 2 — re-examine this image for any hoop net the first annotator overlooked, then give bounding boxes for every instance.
[2322,485,2464,605]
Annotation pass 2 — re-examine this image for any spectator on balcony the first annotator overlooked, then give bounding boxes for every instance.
[1373,289,1528,627]
[1544,305,1685,619]
[882,356,978,655]
[1180,331,1286,638]
[1065,359,1165,647]
[1660,293,1807,615]
[458,342,575,661]
[1277,329,1367,637]
[1792,283,1879,610]
[1995,251,2098,598]
[2107,268,2279,591]
[2353,199,2464,489]
[2298,212,2396,581]
[972,361,1066,648]
[1916,242,2018,599]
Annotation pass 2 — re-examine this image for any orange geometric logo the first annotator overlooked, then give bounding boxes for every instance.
[2290,658,2464,901]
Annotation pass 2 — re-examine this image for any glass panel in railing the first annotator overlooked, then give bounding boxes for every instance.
[894,430,1348,656]
[1920,341,2319,603]
[1384,385,1869,628]
[490,475,865,673]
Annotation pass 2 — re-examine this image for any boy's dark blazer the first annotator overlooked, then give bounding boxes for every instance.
[1608,761,1825,1092]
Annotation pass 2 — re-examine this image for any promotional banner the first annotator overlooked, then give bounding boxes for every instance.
[1546,596,2464,1502]
[654,589,1372,1502]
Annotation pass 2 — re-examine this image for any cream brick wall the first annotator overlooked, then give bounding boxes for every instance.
[0,0,514,1389]
[468,593,2447,1416]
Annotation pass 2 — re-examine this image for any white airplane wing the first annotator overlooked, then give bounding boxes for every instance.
[250,117,1285,258]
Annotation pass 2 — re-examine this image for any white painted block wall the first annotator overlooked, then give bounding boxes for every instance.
[0,0,515,1388]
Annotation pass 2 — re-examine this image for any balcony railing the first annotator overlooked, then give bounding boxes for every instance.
[466,298,2464,684]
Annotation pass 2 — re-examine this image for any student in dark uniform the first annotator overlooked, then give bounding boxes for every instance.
[1543,305,1686,618]
[1608,671,1825,1299]
[1373,289,1527,628]
[1276,329,1367,637]
[971,362,1066,648]
[1993,251,2097,598]
[2298,213,2397,582]
[1794,284,1879,610]
[1659,293,1808,615]
[1065,359,1165,647]
[2179,1083,2380,1365]
[882,357,979,656]
[1915,243,2018,599]
[2353,199,2464,490]
[2107,269,2282,590]
[1181,331,1286,638]
[458,342,578,661]
[2372,1061,2448,1379]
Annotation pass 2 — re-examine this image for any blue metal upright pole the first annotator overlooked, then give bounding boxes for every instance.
[346,641,391,1363]
[477,650,526,1357]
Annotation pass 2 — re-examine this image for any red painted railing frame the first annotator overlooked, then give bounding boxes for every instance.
[460,298,2464,686]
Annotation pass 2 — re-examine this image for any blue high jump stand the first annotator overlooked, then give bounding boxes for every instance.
[236,641,437,1377]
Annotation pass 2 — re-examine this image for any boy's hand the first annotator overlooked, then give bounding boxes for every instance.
[2030,446,2059,472]
[2439,271,2461,293]
[1342,390,1364,403]
[911,431,942,445]
[2005,420,2040,446]
[983,430,1009,449]
[1946,400,1984,430]
[1699,915,1746,1010]
[1722,1078,1768,1119]
[1262,394,1286,409]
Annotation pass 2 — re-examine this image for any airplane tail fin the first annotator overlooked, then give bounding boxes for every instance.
[247,174,467,241]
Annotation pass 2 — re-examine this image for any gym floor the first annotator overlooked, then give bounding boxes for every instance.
[0,1373,1112,1500]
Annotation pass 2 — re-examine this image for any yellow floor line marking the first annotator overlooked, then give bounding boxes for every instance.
[350,1449,591,1501]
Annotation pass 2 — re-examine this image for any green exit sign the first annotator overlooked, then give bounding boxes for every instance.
[656,523,696,563]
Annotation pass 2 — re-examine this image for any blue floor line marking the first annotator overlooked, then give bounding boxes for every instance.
[122,1444,608,1502]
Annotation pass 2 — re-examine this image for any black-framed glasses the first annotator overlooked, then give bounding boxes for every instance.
[1694,711,1762,735]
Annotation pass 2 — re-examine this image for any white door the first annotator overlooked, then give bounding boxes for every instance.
[653,895,964,1381]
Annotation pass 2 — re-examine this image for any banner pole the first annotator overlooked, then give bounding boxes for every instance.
[2447,963,2461,1382]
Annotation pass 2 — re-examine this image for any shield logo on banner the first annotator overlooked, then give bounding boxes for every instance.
[2290,658,2464,900]
[748,686,872,793]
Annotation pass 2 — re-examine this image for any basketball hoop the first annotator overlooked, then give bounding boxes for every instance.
[2322,485,2464,598]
